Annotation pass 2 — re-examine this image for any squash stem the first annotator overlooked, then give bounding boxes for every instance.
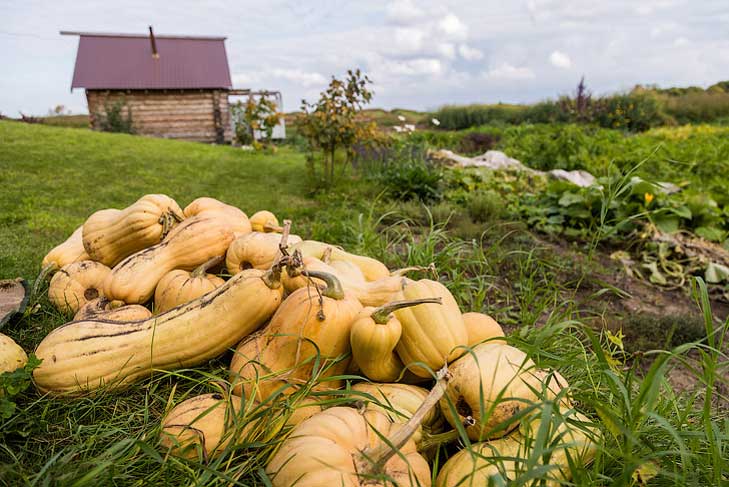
[418,428,461,451]
[301,270,344,300]
[263,222,284,233]
[356,366,451,475]
[31,262,58,302]
[371,298,442,324]
[389,264,434,277]
[191,255,224,278]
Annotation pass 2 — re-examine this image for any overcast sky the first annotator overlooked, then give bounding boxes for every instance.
[1,0,728,116]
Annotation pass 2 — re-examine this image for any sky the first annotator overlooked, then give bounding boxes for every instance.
[1,0,728,116]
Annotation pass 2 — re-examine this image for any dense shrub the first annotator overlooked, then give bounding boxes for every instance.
[97,100,134,134]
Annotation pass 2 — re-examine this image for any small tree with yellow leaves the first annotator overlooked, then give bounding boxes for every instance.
[298,69,376,187]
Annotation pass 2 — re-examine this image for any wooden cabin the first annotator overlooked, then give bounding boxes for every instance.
[62,29,246,143]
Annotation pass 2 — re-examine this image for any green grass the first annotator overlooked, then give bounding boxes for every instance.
[1,121,728,486]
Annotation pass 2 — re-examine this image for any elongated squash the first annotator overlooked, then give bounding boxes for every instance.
[154,257,225,313]
[291,240,390,281]
[284,257,409,307]
[183,197,251,237]
[394,279,468,378]
[41,225,90,271]
[226,232,301,274]
[104,213,238,304]
[74,297,151,322]
[34,268,284,395]
[230,271,362,401]
[350,298,441,382]
[83,194,184,267]
[48,261,112,314]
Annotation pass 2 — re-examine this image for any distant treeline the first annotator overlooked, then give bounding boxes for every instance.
[433,80,729,132]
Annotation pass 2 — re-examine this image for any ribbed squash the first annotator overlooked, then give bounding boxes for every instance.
[435,412,597,487]
[440,343,565,441]
[226,232,302,274]
[352,382,443,448]
[350,298,441,382]
[48,260,112,314]
[183,197,251,237]
[393,279,468,378]
[160,393,324,461]
[250,210,283,233]
[154,257,225,313]
[83,194,184,267]
[284,257,409,307]
[34,268,284,395]
[291,240,390,282]
[41,225,90,270]
[74,297,151,322]
[230,271,362,402]
[160,392,246,460]
[1,332,28,375]
[104,212,239,304]
[266,370,450,487]
[462,312,506,346]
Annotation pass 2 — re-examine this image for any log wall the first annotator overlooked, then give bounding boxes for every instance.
[86,90,233,143]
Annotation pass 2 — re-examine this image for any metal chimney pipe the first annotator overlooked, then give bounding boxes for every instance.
[149,26,159,59]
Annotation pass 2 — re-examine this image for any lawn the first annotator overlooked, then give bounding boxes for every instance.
[1,120,727,485]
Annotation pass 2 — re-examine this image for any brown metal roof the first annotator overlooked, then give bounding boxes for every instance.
[66,32,232,90]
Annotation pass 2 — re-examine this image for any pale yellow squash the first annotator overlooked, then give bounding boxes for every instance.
[48,260,112,314]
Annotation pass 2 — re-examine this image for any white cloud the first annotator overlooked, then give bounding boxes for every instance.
[386,0,424,24]
[437,13,468,41]
[549,50,572,69]
[270,68,327,87]
[388,58,444,76]
[458,44,483,61]
[232,72,259,86]
[482,63,535,81]
[436,42,456,59]
[673,36,689,47]
[394,27,425,52]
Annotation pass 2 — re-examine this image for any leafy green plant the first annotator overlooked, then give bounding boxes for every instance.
[97,99,134,134]
[1,354,41,421]
[231,95,282,149]
[298,69,376,187]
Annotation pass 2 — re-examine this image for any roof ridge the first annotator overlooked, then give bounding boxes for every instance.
[60,31,226,41]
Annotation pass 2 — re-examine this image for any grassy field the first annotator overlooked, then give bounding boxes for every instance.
[1,120,727,485]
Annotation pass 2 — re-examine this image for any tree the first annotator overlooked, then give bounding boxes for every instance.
[231,95,282,150]
[298,69,376,187]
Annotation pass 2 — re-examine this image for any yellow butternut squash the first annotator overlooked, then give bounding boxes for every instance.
[226,232,301,274]
[73,297,151,322]
[34,267,284,395]
[291,240,390,281]
[462,312,506,346]
[41,225,90,271]
[104,212,239,304]
[1,332,27,375]
[154,256,225,313]
[250,210,283,233]
[393,279,468,378]
[350,298,441,382]
[83,194,184,267]
[183,197,251,237]
[230,271,362,402]
[48,260,111,314]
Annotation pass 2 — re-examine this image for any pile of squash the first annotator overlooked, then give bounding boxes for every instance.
[1,193,600,486]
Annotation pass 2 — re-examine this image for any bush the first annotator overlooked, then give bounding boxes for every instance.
[457,131,500,155]
[97,100,134,134]
[591,93,668,132]
[378,160,443,202]
[467,190,505,223]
